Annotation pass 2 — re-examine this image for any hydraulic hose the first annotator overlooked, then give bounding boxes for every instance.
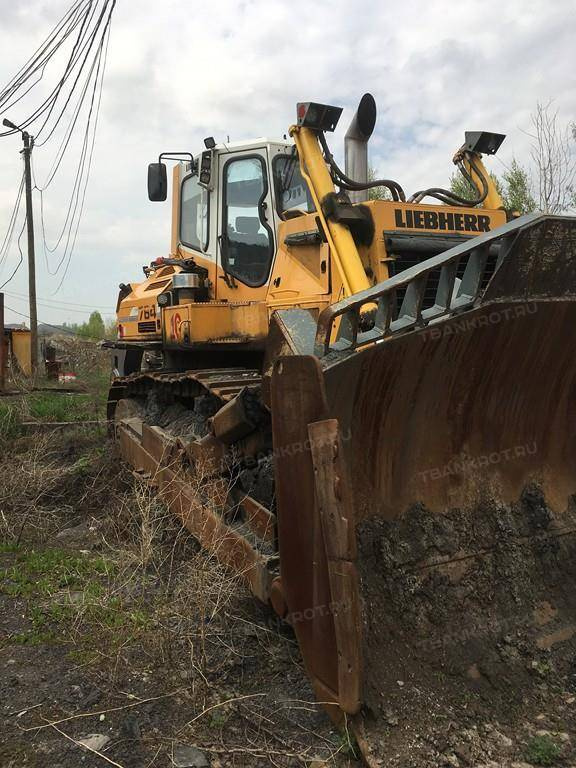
[408,153,489,206]
[318,132,406,202]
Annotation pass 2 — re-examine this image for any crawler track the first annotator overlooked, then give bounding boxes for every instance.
[109,366,278,603]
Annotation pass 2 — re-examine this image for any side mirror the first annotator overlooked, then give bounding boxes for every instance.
[147,162,167,201]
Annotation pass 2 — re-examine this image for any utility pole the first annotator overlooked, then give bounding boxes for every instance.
[2,118,37,375]
[0,292,5,391]
[22,132,38,376]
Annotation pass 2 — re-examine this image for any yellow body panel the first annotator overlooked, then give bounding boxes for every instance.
[117,128,509,353]
[267,213,330,311]
[370,200,507,235]
[163,302,268,346]
[291,127,372,298]
[117,265,175,341]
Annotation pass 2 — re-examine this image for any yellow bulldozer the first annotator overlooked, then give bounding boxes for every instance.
[107,94,576,761]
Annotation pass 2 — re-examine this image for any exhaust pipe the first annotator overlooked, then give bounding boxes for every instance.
[344,93,377,203]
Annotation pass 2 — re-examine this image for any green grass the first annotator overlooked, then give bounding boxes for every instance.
[0,390,104,443]
[1,546,153,651]
[67,648,101,664]
[0,402,21,440]
[27,393,100,422]
[0,542,21,554]
[1,548,113,598]
[335,727,359,758]
[524,734,563,766]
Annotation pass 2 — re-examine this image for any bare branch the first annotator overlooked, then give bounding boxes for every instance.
[529,101,576,213]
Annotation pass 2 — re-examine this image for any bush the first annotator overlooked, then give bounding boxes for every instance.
[524,734,562,766]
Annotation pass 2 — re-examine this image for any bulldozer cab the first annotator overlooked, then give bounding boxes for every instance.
[170,140,311,303]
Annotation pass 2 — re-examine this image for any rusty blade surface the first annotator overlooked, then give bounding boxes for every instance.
[270,356,341,710]
[322,218,576,519]
[319,216,576,751]
[323,298,576,520]
[270,216,576,735]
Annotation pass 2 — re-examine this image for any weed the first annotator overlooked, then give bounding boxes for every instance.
[335,726,359,758]
[209,711,229,728]
[67,648,100,664]
[1,548,114,597]
[26,393,100,423]
[524,734,562,766]
[10,630,55,646]
[0,402,21,441]
[0,542,21,554]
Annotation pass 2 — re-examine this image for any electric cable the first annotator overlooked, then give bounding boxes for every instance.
[3,304,106,340]
[4,290,114,311]
[0,213,28,289]
[51,10,112,290]
[0,172,25,271]
[0,1,109,139]
[0,1,89,115]
[0,0,116,289]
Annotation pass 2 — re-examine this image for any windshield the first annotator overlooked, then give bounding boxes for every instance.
[273,154,314,216]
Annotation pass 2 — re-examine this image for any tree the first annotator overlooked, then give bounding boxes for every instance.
[87,311,105,340]
[105,318,117,339]
[77,311,105,340]
[367,166,393,201]
[500,158,536,215]
[449,160,536,214]
[527,102,576,213]
[449,169,504,206]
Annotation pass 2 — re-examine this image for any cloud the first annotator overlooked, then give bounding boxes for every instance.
[0,0,574,326]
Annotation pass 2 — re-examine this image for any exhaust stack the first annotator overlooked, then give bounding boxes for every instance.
[344,93,377,203]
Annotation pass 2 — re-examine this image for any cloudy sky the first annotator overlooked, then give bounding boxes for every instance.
[0,0,574,327]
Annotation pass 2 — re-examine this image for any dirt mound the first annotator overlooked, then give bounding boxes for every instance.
[356,484,576,765]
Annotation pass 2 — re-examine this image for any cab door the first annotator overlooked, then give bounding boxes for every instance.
[216,148,278,302]
[177,163,217,289]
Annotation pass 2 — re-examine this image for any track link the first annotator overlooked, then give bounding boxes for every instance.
[109,366,278,603]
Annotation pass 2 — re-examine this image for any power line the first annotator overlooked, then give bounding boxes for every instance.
[0,0,117,291]
[9,298,110,316]
[4,303,110,342]
[0,171,25,271]
[4,290,114,312]
[0,1,113,139]
[0,212,28,290]
[0,1,90,116]
[52,12,112,291]
[36,18,110,270]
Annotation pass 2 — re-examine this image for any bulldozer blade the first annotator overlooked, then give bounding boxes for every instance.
[270,215,576,738]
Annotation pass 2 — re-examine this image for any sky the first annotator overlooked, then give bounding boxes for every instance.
[0,0,574,327]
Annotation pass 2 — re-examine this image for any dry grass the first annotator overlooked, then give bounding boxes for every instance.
[0,393,349,767]
[0,433,69,544]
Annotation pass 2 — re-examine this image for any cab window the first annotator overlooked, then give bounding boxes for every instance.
[180,173,209,251]
[222,156,274,287]
[273,154,314,216]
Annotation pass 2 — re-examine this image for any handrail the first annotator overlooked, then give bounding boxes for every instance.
[314,213,551,358]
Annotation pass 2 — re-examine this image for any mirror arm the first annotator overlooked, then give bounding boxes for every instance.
[159,152,196,172]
